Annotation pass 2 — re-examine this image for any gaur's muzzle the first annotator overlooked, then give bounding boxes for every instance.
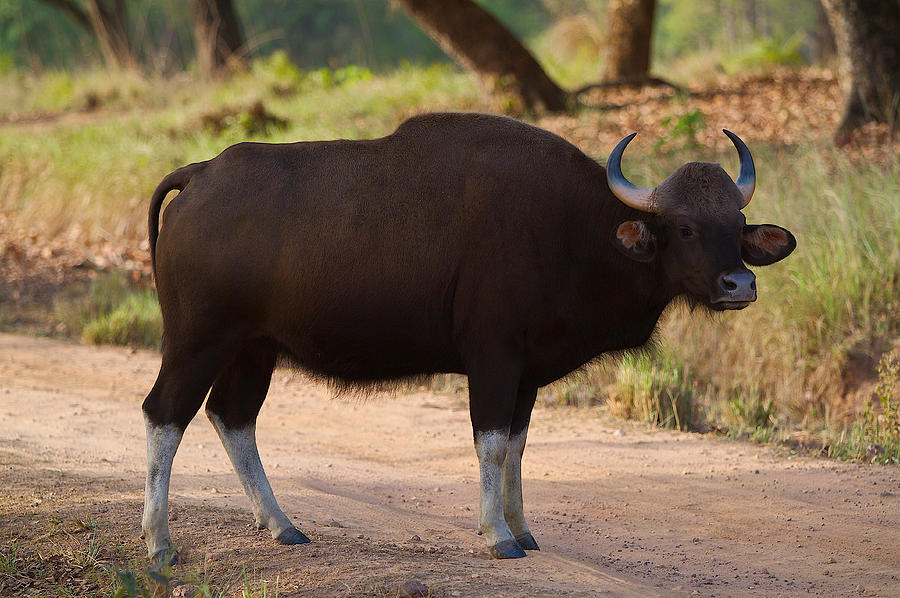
[712,268,756,308]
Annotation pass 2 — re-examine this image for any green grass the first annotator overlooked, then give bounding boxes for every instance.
[606,351,697,431]
[54,273,139,334]
[105,558,283,598]
[0,68,157,114]
[0,539,18,576]
[81,289,162,348]
[53,272,162,349]
[718,35,808,75]
[827,351,900,464]
[0,61,481,239]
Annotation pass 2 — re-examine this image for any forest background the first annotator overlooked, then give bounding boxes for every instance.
[0,1,827,76]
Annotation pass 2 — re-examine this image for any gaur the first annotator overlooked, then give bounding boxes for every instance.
[141,113,795,561]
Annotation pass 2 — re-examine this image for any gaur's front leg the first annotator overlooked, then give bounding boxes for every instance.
[467,350,530,559]
[474,428,523,558]
[502,386,539,550]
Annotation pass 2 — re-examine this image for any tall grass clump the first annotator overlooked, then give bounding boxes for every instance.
[828,351,900,464]
[54,272,162,348]
[54,272,137,334]
[81,289,162,348]
[0,539,18,576]
[606,351,697,431]
[723,391,778,443]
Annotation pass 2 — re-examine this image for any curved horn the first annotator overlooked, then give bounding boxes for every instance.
[722,129,755,208]
[606,133,657,213]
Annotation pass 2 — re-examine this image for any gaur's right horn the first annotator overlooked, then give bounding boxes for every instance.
[607,133,658,213]
[723,129,755,208]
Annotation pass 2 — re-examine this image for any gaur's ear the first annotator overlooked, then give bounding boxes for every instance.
[612,220,657,262]
[741,224,796,266]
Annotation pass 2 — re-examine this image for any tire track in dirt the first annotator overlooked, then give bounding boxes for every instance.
[0,333,897,597]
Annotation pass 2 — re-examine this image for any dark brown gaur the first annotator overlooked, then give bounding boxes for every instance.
[140,113,796,563]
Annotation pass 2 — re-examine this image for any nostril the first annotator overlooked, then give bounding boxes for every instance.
[719,271,755,297]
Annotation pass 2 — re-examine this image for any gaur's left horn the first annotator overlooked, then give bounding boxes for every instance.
[723,129,755,208]
[607,133,658,213]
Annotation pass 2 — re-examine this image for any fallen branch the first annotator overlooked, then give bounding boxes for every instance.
[574,76,688,97]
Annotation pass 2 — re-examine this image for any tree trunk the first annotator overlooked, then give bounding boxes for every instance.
[820,0,900,143]
[84,0,136,70]
[191,0,246,77]
[813,0,837,63]
[605,0,655,82]
[37,0,138,69]
[395,0,568,112]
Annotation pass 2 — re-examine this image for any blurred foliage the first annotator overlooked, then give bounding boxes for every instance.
[0,0,193,71]
[0,0,548,72]
[0,0,96,69]
[655,0,819,62]
[655,109,705,151]
[719,34,807,74]
[0,0,825,82]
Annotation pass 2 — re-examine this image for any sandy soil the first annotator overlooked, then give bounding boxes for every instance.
[0,333,897,597]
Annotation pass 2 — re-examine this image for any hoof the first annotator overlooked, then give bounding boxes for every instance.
[276,526,311,545]
[150,548,178,566]
[515,533,540,551]
[488,538,527,559]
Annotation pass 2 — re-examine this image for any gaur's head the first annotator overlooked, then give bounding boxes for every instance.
[607,130,795,311]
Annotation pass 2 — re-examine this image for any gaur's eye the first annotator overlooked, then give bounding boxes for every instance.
[679,226,695,239]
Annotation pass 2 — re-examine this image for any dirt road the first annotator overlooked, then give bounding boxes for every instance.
[0,333,897,597]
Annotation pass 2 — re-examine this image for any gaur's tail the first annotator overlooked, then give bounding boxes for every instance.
[148,162,207,277]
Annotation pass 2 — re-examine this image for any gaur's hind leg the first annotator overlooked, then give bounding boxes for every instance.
[205,338,309,545]
[503,385,539,551]
[467,350,526,559]
[142,338,239,564]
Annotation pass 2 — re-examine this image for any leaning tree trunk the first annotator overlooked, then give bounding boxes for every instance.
[191,0,246,76]
[395,0,568,112]
[605,0,655,82]
[819,0,900,143]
